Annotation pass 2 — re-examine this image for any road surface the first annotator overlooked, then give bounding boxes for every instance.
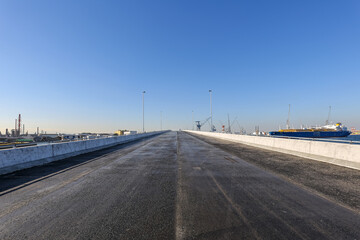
[0,131,359,239]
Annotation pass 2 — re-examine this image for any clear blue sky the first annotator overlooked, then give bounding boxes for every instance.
[1,0,359,133]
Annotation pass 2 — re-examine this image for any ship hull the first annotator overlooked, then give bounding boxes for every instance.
[269,131,351,138]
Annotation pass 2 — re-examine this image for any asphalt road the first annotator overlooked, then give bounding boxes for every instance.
[188,132,360,213]
[0,131,359,239]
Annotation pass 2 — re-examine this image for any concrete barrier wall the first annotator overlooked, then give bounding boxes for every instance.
[0,131,168,175]
[185,130,360,170]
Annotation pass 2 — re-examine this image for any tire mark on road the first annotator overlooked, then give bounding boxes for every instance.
[207,171,261,240]
[224,156,237,164]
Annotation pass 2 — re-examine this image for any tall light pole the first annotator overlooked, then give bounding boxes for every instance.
[209,90,212,132]
[142,91,146,132]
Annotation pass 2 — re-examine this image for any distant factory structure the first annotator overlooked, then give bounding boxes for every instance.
[1,114,30,137]
[114,130,137,136]
[13,114,26,137]
[0,114,139,148]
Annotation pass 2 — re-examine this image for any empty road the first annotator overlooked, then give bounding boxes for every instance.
[0,131,359,239]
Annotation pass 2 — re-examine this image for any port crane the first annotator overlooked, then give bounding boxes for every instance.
[227,114,238,134]
[219,115,238,133]
[326,106,332,125]
[195,117,213,131]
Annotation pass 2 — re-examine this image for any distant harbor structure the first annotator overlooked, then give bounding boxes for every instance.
[350,128,360,135]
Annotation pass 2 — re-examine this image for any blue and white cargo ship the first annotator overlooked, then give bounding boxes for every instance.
[269,123,351,138]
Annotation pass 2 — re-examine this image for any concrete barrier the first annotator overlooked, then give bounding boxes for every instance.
[185,130,360,170]
[0,131,168,175]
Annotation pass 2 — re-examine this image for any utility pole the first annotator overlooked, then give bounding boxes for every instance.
[209,90,212,132]
[142,91,146,133]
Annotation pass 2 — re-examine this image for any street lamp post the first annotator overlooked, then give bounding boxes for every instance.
[209,90,212,132]
[142,91,146,132]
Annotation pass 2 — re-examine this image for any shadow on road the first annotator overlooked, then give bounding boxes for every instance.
[0,136,154,196]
